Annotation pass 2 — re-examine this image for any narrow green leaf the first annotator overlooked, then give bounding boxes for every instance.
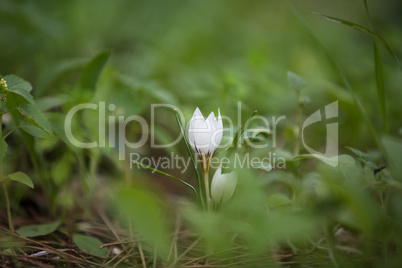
[133,161,198,200]
[313,12,401,68]
[287,71,306,92]
[0,137,7,162]
[8,171,34,189]
[289,4,381,150]
[174,109,205,209]
[18,103,53,134]
[16,221,59,237]
[345,146,370,159]
[73,234,108,257]
[79,50,111,90]
[3,74,32,92]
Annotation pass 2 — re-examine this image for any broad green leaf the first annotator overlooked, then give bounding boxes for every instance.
[16,221,59,237]
[287,71,306,91]
[19,120,49,138]
[7,88,34,104]
[18,103,53,134]
[8,171,34,189]
[35,97,66,111]
[73,234,108,257]
[3,74,32,92]
[0,137,7,162]
[79,50,111,90]
[382,136,402,181]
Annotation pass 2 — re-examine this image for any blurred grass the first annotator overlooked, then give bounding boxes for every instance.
[1,0,402,266]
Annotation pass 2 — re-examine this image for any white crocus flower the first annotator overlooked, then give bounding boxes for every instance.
[211,166,237,205]
[188,107,223,173]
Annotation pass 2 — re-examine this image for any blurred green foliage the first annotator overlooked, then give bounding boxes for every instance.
[1,0,402,266]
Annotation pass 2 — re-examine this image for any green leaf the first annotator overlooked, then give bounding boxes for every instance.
[8,171,34,189]
[35,97,66,111]
[7,88,34,104]
[382,136,402,181]
[287,71,306,91]
[73,233,108,257]
[18,103,53,134]
[79,50,111,90]
[174,108,204,210]
[0,137,7,162]
[133,161,198,200]
[3,74,32,92]
[345,146,370,159]
[16,221,59,237]
[19,120,49,138]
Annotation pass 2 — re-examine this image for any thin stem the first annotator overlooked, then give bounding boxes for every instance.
[2,182,14,232]
[204,172,211,211]
[174,110,205,210]
[3,127,18,139]
[294,91,303,156]
[0,113,13,232]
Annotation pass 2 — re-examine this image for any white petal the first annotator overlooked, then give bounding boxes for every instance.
[190,110,212,154]
[209,109,223,151]
[207,111,217,130]
[193,107,203,118]
[188,108,203,151]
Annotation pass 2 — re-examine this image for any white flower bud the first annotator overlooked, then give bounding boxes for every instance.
[211,167,237,205]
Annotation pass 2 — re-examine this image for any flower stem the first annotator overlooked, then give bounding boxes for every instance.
[204,172,211,211]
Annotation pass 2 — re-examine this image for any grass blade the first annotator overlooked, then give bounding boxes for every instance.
[362,0,388,134]
[288,3,381,150]
[313,12,401,69]
[374,41,388,133]
[133,161,198,200]
[173,109,205,210]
